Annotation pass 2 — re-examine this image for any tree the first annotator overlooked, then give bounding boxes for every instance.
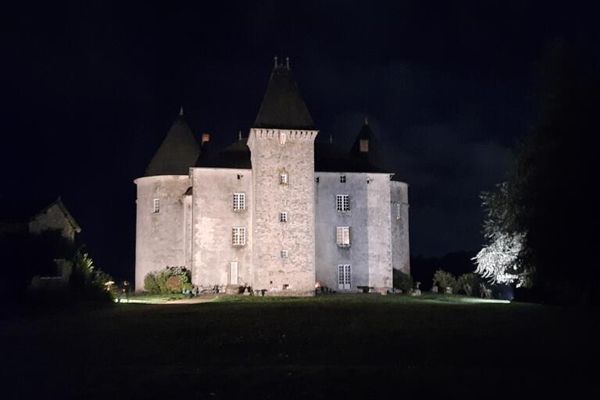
[69,247,113,301]
[475,42,600,304]
[473,184,529,287]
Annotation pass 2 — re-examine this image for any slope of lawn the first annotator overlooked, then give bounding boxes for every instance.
[1,294,597,399]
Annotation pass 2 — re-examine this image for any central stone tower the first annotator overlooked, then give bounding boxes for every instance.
[247,58,318,295]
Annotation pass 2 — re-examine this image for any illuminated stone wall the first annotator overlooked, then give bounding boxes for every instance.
[315,172,400,293]
[248,128,318,296]
[191,168,253,288]
[134,175,190,290]
[391,181,410,275]
[315,172,370,291]
[366,174,393,290]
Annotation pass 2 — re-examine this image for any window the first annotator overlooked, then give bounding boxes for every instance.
[280,172,288,185]
[396,202,402,220]
[233,193,246,211]
[279,212,288,223]
[152,198,160,213]
[232,227,246,246]
[340,175,346,183]
[337,264,351,290]
[315,177,320,183]
[280,250,288,258]
[336,194,350,212]
[336,226,351,247]
[360,139,369,153]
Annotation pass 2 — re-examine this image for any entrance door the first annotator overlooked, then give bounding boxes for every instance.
[230,261,239,285]
[337,264,351,290]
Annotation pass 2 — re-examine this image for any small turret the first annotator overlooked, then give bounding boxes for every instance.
[145,110,201,176]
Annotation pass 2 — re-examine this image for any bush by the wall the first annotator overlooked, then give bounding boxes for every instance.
[144,266,192,294]
[393,269,414,292]
[144,273,161,294]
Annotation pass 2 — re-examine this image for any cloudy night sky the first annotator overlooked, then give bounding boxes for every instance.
[2,0,598,281]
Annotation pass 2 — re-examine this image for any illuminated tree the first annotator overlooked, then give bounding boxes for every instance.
[473,183,530,287]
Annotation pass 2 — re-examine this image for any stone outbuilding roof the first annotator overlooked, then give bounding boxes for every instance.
[145,110,201,176]
[0,197,81,236]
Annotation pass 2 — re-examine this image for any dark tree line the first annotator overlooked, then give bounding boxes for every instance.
[485,42,600,304]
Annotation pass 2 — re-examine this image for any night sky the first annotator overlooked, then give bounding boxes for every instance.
[3,1,598,281]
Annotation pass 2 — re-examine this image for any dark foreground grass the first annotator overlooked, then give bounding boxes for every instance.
[1,295,598,399]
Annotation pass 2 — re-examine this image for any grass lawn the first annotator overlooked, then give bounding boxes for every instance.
[1,294,598,399]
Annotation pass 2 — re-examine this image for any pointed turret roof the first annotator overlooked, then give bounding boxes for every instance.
[348,118,385,172]
[253,58,315,130]
[145,111,201,176]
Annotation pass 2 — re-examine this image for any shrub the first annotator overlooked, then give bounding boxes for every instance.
[144,273,161,294]
[165,275,183,292]
[68,248,113,302]
[144,266,192,294]
[432,270,457,293]
[456,273,481,296]
[393,269,414,292]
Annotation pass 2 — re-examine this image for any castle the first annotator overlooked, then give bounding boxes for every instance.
[135,59,410,295]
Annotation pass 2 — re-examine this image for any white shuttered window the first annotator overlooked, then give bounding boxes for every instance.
[233,193,246,211]
[232,227,246,246]
[336,226,351,247]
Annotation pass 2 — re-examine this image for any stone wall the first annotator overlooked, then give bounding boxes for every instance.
[315,172,394,292]
[134,175,190,291]
[315,172,369,291]
[248,128,317,295]
[391,181,410,275]
[191,168,253,288]
[366,174,393,291]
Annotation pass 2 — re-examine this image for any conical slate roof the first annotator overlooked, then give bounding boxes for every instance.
[196,134,252,169]
[253,60,315,130]
[145,112,201,176]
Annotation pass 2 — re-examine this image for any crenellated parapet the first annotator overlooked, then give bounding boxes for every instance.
[248,128,318,148]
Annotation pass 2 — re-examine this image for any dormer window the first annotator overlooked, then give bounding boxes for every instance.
[360,139,369,153]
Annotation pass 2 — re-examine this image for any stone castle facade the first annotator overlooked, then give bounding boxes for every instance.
[135,60,410,295]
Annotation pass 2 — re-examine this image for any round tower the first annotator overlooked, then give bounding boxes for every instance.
[134,110,200,291]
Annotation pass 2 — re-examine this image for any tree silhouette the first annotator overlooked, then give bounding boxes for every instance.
[498,41,599,304]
